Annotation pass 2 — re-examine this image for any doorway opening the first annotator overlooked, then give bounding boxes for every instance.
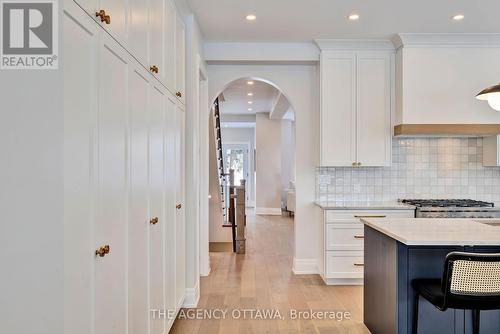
[207,78,296,254]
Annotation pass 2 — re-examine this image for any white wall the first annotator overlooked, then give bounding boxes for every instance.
[182,11,206,306]
[281,119,295,205]
[221,127,256,206]
[0,9,63,334]
[207,64,321,274]
[256,114,282,213]
[396,46,500,124]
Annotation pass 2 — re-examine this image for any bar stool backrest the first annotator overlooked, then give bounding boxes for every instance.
[442,252,500,298]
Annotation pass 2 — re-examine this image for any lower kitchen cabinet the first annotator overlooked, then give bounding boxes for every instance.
[63,2,186,333]
[320,208,414,285]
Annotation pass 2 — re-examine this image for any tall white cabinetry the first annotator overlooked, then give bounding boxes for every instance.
[63,0,187,332]
[319,45,393,167]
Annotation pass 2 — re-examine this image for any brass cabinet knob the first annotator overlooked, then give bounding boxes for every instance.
[150,65,159,74]
[176,92,182,98]
[150,217,159,225]
[357,162,362,166]
[95,10,110,24]
[352,162,356,166]
[176,203,182,210]
[95,245,110,257]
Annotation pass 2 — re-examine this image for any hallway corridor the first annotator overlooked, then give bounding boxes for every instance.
[170,213,370,334]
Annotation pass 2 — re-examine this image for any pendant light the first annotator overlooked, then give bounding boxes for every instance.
[476,83,500,111]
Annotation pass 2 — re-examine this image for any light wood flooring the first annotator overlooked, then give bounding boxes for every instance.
[170,212,371,334]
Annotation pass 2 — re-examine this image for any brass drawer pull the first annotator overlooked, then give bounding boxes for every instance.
[176,92,182,98]
[353,263,364,267]
[150,217,159,225]
[354,215,386,218]
[95,10,111,24]
[176,203,182,210]
[354,235,364,239]
[95,245,110,257]
[150,65,159,74]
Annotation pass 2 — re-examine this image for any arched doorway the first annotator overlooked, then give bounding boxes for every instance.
[205,77,297,258]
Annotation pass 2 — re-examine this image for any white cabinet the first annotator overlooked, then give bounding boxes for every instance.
[63,1,186,333]
[149,83,166,334]
[321,209,414,285]
[149,0,164,81]
[95,30,129,334]
[320,50,393,167]
[164,0,177,93]
[128,0,149,65]
[127,66,150,334]
[175,15,186,103]
[483,135,500,166]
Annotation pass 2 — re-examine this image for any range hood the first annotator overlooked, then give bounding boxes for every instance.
[394,124,500,137]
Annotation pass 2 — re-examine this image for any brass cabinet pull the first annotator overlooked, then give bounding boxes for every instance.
[95,245,110,257]
[352,162,356,166]
[354,235,365,239]
[176,203,182,210]
[354,215,386,218]
[150,217,159,225]
[357,162,362,166]
[176,92,182,98]
[150,65,159,74]
[95,10,110,24]
[354,263,364,267]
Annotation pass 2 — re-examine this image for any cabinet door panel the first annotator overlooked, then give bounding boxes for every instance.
[128,0,149,65]
[128,67,150,334]
[94,32,128,334]
[320,52,356,166]
[63,7,97,334]
[164,0,176,92]
[174,107,185,307]
[357,53,392,166]
[149,0,164,82]
[99,0,127,45]
[164,96,177,330]
[175,15,185,103]
[149,84,166,334]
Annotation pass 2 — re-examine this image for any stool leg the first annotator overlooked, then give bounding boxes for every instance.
[472,309,480,334]
[412,292,419,334]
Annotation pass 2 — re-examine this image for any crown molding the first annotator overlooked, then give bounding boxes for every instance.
[392,33,500,49]
[315,39,395,51]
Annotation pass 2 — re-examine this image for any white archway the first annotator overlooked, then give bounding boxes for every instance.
[202,64,320,275]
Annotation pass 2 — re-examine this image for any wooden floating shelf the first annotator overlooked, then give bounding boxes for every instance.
[394,124,500,137]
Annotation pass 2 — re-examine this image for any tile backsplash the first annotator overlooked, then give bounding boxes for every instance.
[316,137,500,203]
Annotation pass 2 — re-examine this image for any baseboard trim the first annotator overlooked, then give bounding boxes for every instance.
[182,281,200,308]
[292,257,319,275]
[255,207,282,215]
[322,277,364,286]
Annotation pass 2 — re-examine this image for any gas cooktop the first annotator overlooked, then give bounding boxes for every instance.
[400,199,494,208]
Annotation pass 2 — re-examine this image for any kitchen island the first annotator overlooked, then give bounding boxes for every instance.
[361,218,500,334]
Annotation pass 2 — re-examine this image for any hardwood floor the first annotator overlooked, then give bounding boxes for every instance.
[170,212,371,334]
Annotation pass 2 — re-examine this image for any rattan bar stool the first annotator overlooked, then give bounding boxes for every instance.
[412,252,500,334]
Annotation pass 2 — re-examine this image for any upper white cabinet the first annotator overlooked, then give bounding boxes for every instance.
[320,47,393,167]
[164,0,177,92]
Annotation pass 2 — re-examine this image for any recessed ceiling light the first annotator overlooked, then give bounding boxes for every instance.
[348,14,360,21]
[248,101,253,104]
[246,14,256,21]
[247,81,254,85]
[452,14,465,21]
[247,92,253,96]
[248,108,253,111]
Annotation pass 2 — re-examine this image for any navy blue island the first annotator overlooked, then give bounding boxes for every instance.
[362,218,500,334]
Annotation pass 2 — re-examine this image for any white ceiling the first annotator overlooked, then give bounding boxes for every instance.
[219,79,281,115]
[186,0,500,42]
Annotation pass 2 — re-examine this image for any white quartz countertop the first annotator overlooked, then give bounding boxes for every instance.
[315,201,415,211]
[361,218,500,246]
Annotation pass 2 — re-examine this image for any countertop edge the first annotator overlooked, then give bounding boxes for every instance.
[315,202,416,211]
